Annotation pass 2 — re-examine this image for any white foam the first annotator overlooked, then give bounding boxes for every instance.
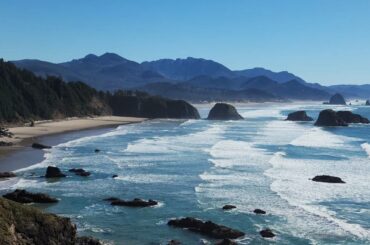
[290,128,358,149]
[361,143,370,158]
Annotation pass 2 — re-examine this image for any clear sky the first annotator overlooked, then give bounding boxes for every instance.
[0,0,369,85]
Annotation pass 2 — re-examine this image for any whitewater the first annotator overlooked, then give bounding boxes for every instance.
[1,102,370,244]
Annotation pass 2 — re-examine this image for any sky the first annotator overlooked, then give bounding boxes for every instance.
[0,0,370,85]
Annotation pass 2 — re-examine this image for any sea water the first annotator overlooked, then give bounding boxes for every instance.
[2,102,370,244]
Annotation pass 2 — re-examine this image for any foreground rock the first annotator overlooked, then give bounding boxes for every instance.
[260,229,275,238]
[314,109,348,126]
[215,239,238,245]
[110,198,158,207]
[336,111,369,124]
[312,175,345,183]
[253,209,266,214]
[207,103,243,120]
[31,142,52,149]
[69,168,91,177]
[45,166,66,178]
[3,189,58,203]
[222,205,236,210]
[0,197,101,244]
[75,236,102,245]
[286,111,313,121]
[0,172,16,178]
[168,217,245,239]
[327,93,346,105]
[0,141,13,147]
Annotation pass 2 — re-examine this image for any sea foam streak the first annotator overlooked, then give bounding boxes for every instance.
[361,143,370,158]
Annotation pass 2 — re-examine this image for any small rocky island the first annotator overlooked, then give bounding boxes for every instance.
[325,93,346,105]
[315,109,369,126]
[286,111,313,121]
[312,175,345,183]
[207,103,243,120]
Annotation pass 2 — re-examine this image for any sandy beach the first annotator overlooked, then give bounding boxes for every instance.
[0,116,147,158]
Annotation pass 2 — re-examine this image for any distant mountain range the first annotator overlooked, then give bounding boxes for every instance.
[12,53,370,102]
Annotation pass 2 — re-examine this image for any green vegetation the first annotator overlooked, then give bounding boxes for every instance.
[0,60,199,124]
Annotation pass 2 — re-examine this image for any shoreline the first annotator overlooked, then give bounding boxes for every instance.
[0,116,147,172]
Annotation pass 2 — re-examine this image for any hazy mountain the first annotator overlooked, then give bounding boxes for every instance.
[141,57,234,81]
[11,52,361,102]
[138,82,280,102]
[13,53,167,90]
[328,84,370,99]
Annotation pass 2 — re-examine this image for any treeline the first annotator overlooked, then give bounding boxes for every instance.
[0,60,199,124]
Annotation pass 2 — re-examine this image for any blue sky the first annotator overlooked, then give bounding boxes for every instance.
[0,0,369,85]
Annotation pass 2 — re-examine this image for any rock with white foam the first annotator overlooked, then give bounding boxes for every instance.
[207,103,243,120]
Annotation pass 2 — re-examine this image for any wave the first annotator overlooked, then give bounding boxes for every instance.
[361,143,370,158]
[290,128,358,149]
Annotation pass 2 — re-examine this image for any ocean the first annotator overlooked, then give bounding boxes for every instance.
[1,102,370,245]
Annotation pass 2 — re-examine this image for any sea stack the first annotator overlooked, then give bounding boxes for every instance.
[314,109,348,127]
[207,103,243,120]
[328,93,346,105]
[286,111,313,121]
[366,100,370,106]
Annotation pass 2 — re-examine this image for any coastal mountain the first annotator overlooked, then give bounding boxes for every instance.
[12,52,367,101]
[0,60,199,123]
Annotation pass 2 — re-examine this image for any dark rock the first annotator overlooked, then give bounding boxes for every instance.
[286,111,313,121]
[0,197,100,244]
[168,217,245,239]
[3,189,58,203]
[76,236,103,245]
[69,168,91,177]
[260,229,275,238]
[222,205,236,210]
[253,209,266,214]
[215,239,238,245]
[0,127,13,138]
[0,172,16,178]
[207,103,243,120]
[336,111,369,124]
[112,174,118,178]
[45,166,66,178]
[0,141,13,147]
[31,142,52,149]
[103,197,121,202]
[94,149,100,153]
[111,198,158,207]
[366,100,370,106]
[168,240,181,245]
[314,109,348,127]
[328,93,346,105]
[312,175,345,183]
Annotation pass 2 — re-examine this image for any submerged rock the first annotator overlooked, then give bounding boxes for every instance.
[168,240,182,245]
[103,197,121,202]
[112,174,118,178]
[215,239,238,245]
[222,205,236,210]
[110,198,158,207]
[0,197,101,244]
[328,93,346,105]
[312,175,345,183]
[94,149,100,153]
[69,168,91,177]
[207,103,243,120]
[260,229,275,238]
[336,111,369,124]
[31,142,52,149]
[0,172,16,178]
[314,109,348,127]
[167,217,245,239]
[286,111,313,121]
[3,189,58,203]
[253,209,266,215]
[45,166,66,178]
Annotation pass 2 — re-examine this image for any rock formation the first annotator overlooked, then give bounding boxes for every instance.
[328,93,346,105]
[167,217,245,239]
[312,175,345,183]
[207,103,243,120]
[286,111,313,121]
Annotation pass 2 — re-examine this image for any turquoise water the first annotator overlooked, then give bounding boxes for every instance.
[2,102,370,244]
